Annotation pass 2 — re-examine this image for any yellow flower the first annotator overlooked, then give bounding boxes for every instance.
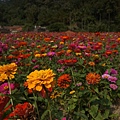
[117,38,120,41]
[69,90,75,94]
[66,50,72,54]
[93,54,99,59]
[37,45,41,48]
[51,45,58,49]
[41,53,47,57]
[50,91,62,99]
[75,53,81,56]
[101,63,106,66]
[26,69,56,91]
[35,54,41,58]
[0,63,17,82]
[0,73,8,82]
[59,42,64,45]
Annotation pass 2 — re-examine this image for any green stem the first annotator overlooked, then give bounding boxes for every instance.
[71,68,76,85]
[8,80,14,111]
[43,86,52,120]
[33,92,40,119]
[47,99,52,120]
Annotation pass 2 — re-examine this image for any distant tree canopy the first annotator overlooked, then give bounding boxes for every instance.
[0,0,120,32]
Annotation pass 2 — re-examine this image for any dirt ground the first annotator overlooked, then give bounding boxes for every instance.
[111,99,120,120]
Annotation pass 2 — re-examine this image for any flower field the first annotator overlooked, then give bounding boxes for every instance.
[0,31,120,120]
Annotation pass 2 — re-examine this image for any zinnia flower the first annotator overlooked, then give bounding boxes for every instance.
[88,61,95,66]
[57,74,71,88]
[47,51,56,57]
[69,90,75,94]
[86,72,101,84]
[7,102,35,119]
[50,90,62,99]
[0,82,16,94]
[0,63,17,82]
[104,68,118,76]
[0,96,12,119]
[102,74,110,79]
[76,82,82,86]
[107,76,117,83]
[26,69,55,91]
[109,84,118,90]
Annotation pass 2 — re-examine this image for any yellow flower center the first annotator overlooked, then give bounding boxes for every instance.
[4,86,8,90]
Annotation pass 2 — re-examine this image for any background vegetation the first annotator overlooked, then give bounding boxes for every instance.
[0,0,120,32]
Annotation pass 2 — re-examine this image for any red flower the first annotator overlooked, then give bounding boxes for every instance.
[105,50,112,55]
[6,102,35,119]
[0,96,10,119]
[57,59,77,65]
[57,74,71,88]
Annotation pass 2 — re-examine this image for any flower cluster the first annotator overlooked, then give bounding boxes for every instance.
[102,68,118,90]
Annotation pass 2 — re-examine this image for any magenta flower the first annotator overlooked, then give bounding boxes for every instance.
[109,84,118,90]
[107,76,118,83]
[62,117,67,120]
[32,65,39,70]
[104,68,118,76]
[32,59,37,63]
[47,52,56,57]
[0,82,16,94]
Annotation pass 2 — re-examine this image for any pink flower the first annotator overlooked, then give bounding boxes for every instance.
[0,82,16,94]
[104,68,118,76]
[109,84,118,90]
[62,117,67,120]
[107,76,118,83]
[47,52,56,57]
[102,74,110,79]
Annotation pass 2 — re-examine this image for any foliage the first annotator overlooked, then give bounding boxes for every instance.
[0,0,120,32]
[22,23,34,32]
[47,22,68,32]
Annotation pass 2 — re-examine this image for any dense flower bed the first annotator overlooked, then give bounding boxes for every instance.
[0,31,120,120]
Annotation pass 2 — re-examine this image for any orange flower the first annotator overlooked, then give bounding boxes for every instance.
[44,37,51,42]
[56,50,65,56]
[57,74,71,88]
[86,72,101,84]
[88,62,95,66]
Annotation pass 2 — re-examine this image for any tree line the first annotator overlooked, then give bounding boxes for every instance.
[0,0,120,32]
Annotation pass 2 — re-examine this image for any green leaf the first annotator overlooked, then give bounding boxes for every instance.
[94,88,99,94]
[88,95,99,104]
[78,59,84,65]
[103,109,110,119]
[95,112,104,120]
[117,80,120,85]
[68,104,76,111]
[80,73,86,77]
[89,105,98,118]
[41,110,49,120]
